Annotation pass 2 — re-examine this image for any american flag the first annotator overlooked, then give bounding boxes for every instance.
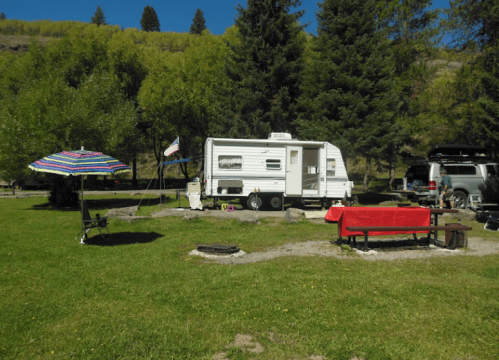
[164,137,179,156]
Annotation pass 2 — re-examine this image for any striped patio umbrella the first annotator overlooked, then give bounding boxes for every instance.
[29,147,131,238]
[29,147,131,177]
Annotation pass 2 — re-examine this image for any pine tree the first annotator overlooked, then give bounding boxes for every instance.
[446,0,499,153]
[140,6,160,32]
[296,0,399,191]
[478,46,499,154]
[91,6,107,26]
[445,0,499,48]
[377,0,440,188]
[221,0,306,138]
[0,12,6,20]
[190,8,207,35]
[378,0,440,43]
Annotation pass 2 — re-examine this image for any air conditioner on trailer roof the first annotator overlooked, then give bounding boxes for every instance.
[268,132,292,140]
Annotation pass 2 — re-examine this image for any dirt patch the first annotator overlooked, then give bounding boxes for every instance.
[200,237,499,265]
[213,334,264,359]
[228,334,264,353]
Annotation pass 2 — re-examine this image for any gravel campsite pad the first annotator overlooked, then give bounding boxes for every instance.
[194,237,499,265]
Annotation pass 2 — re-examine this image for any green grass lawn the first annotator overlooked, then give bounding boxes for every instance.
[1,196,499,359]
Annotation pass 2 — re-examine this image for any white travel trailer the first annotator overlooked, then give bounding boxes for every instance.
[203,133,354,210]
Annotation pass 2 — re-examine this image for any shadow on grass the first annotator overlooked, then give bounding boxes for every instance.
[355,192,401,205]
[345,237,431,251]
[84,232,163,246]
[31,196,179,211]
[85,197,164,210]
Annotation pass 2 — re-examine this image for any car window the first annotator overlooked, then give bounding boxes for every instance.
[444,166,459,175]
[407,166,428,175]
[443,166,476,175]
[458,166,477,175]
[486,165,498,177]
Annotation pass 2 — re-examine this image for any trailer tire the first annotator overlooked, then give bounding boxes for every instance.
[247,194,263,210]
[269,195,282,210]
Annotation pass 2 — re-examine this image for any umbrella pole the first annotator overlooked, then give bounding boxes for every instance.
[81,175,84,235]
[178,163,180,208]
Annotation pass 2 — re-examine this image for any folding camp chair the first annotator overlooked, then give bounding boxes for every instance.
[76,200,111,244]
[484,212,499,232]
[468,194,483,211]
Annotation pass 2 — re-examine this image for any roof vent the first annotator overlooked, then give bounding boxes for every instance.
[268,132,292,140]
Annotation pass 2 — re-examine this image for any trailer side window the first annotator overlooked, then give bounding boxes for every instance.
[266,159,281,170]
[218,155,242,170]
[327,159,336,177]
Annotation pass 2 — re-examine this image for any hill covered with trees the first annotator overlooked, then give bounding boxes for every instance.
[0,0,497,191]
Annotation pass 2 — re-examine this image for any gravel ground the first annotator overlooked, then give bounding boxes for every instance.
[194,237,499,265]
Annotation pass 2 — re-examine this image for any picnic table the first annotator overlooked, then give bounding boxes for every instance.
[325,206,432,237]
[325,206,465,250]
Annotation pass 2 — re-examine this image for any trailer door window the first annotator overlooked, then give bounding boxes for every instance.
[327,159,336,177]
[218,155,242,170]
[290,150,299,165]
[266,159,281,170]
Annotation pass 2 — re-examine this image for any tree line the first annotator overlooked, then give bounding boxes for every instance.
[92,5,207,35]
[1,5,207,35]
[0,0,498,192]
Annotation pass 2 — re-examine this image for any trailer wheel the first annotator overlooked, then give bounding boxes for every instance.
[247,194,263,210]
[269,195,282,210]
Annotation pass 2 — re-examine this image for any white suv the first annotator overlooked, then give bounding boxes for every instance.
[403,144,498,208]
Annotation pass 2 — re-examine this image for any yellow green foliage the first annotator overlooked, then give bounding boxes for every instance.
[0,19,120,37]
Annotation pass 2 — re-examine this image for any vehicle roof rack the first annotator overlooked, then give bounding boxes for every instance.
[429,155,495,164]
[427,143,490,158]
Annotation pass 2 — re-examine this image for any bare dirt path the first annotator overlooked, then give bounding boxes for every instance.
[191,237,499,265]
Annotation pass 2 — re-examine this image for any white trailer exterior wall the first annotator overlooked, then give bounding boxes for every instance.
[204,135,353,209]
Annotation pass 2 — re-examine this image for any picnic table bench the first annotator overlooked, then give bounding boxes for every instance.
[346,224,472,251]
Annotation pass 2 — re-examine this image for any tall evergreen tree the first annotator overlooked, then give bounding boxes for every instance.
[91,6,107,26]
[0,12,6,20]
[222,0,306,138]
[296,0,399,191]
[476,46,499,155]
[444,0,499,49]
[140,6,160,32]
[190,8,207,35]
[377,0,440,188]
[445,0,499,152]
[378,0,440,44]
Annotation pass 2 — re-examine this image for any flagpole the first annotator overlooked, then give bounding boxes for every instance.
[163,136,180,207]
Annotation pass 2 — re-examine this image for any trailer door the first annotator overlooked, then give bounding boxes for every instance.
[286,146,302,196]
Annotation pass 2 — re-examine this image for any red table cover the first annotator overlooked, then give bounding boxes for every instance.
[325,206,431,237]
